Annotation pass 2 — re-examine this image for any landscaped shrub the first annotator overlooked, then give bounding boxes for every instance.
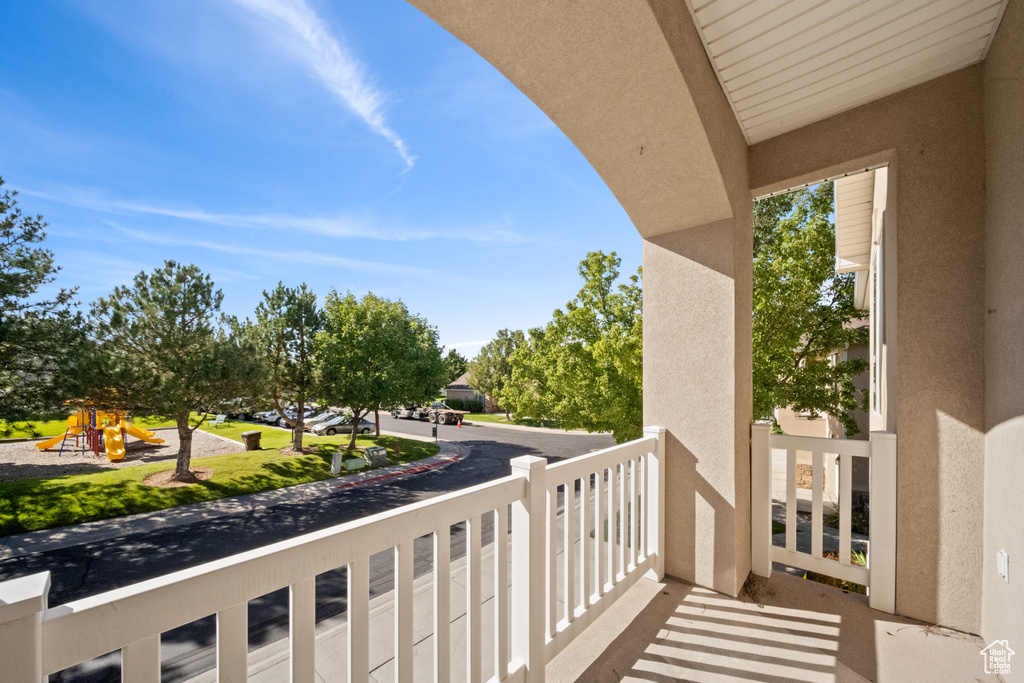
[444,398,484,412]
[824,507,870,536]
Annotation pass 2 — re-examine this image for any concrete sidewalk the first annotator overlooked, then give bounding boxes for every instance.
[0,438,467,561]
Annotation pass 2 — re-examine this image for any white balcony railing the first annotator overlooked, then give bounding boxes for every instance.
[0,426,665,683]
[750,423,897,613]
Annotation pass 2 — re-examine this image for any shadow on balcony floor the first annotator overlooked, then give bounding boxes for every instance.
[548,572,995,682]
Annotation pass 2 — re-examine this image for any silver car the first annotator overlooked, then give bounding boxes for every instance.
[311,415,374,436]
[302,412,337,431]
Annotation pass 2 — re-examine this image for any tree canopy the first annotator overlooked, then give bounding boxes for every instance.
[753,182,868,434]
[441,348,468,386]
[88,261,251,480]
[0,178,82,429]
[317,291,443,449]
[253,282,323,451]
[468,329,525,417]
[502,252,643,443]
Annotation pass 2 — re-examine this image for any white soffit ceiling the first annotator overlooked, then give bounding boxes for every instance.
[685,0,1010,144]
[835,169,875,273]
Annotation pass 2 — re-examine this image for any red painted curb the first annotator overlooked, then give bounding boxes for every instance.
[335,451,463,490]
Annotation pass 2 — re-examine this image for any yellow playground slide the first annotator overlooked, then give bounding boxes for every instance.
[103,425,126,461]
[35,415,86,450]
[126,425,165,444]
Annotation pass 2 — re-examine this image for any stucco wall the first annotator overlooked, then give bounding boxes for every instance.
[749,68,987,632]
[642,0,752,597]
[982,0,1024,644]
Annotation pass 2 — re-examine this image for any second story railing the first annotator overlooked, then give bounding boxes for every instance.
[0,426,666,683]
[750,423,897,613]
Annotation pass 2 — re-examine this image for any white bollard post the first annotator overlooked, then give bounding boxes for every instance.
[750,423,773,578]
[510,455,547,683]
[643,426,666,581]
[869,431,897,613]
[0,571,50,682]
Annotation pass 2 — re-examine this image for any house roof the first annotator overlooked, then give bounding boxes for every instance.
[446,372,473,390]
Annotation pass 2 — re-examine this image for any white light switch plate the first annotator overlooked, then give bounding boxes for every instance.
[997,550,1009,582]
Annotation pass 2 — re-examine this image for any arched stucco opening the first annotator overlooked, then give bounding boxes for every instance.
[407,0,756,597]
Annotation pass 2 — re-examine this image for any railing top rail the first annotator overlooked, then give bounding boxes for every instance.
[545,435,657,486]
[768,433,872,457]
[41,473,525,674]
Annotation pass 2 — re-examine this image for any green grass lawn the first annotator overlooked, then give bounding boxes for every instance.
[0,431,438,536]
[463,413,564,429]
[1,412,203,438]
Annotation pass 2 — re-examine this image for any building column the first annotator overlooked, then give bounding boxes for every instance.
[643,210,753,597]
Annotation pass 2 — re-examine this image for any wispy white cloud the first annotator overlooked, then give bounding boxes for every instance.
[21,185,531,245]
[107,223,477,285]
[226,0,414,168]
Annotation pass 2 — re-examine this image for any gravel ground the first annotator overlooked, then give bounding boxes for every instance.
[0,429,244,483]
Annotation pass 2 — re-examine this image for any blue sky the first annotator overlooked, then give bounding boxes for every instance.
[0,0,641,358]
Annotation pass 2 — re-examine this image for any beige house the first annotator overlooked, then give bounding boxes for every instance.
[445,372,496,412]
[2,1,1021,681]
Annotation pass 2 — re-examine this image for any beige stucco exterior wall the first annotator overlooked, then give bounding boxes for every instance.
[749,68,987,632]
[642,0,752,597]
[982,0,1024,644]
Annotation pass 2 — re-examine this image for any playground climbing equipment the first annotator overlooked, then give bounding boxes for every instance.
[35,408,164,461]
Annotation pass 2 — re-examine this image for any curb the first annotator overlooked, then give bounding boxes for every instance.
[460,419,609,436]
[0,440,468,562]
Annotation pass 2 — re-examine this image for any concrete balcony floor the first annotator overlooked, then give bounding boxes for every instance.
[548,572,997,683]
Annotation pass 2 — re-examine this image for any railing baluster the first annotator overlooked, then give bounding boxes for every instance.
[839,454,853,567]
[494,506,509,681]
[629,459,638,570]
[121,635,160,683]
[786,449,797,552]
[396,540,415,683]
[812,451,823,559]
[614,464,622,577]
[348,556,370,683]
[581,475,592,608]
[564,480,576,623]
[547,487,557,637]
[609,465,619,582]
[289,577,316,683]
[434,525,451,683]
[216,602,247,682]
[467,515,483,683]
[595,470,605,597]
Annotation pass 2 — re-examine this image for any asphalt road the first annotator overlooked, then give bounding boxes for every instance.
[0,418,613,682]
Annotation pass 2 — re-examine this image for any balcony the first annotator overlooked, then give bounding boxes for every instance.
[0,427,996,682]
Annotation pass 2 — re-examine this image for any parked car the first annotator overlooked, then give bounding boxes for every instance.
[311,415,374,436]
[302,412,336,431]
[390,405,428,420]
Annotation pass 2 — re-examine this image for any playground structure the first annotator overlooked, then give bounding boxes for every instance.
[35,408,164,461]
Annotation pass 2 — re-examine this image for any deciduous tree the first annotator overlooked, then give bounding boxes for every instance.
[502,252,642,443]
[317,292,443,449]
[468,329,524,419]
[441,348,468,386]
[753,182,868,434]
